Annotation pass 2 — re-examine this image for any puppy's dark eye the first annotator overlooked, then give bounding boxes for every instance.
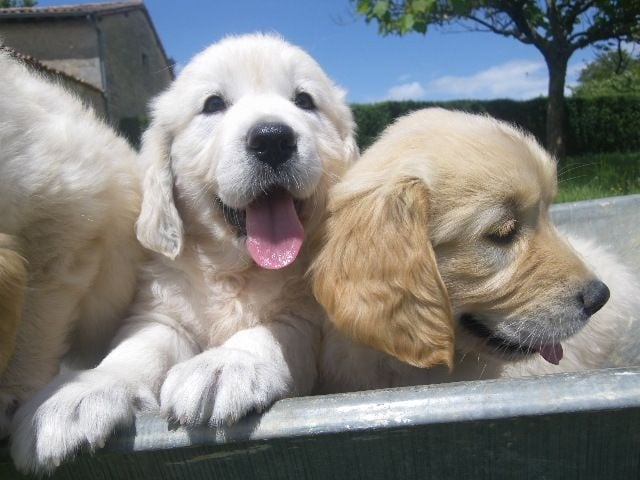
[203,95,226,114]
[487,220,518,245]
[294,92,316,110]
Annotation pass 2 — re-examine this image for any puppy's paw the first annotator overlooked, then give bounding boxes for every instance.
[10,370,157,475]
[161,347,290,427]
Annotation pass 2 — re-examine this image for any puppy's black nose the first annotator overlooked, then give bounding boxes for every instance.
[247,122,296,169]
[578,280,610,316]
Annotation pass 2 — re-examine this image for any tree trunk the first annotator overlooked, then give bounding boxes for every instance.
[545,53,569,162]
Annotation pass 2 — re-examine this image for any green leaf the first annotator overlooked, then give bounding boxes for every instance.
[399,13,415,33]
[413,19,428,33]
[411,0,430,13]
[372,0,389,18]
[449,0,471,13]
[356,0,372,15]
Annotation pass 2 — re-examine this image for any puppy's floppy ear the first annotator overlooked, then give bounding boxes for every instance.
[0,234,27,373]
[135,123,184,260]
[312,177,454,369]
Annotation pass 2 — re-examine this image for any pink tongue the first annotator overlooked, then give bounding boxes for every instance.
[538,343,564,365]
[246,191,304,270]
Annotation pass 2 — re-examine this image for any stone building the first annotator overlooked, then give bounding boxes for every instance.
[1,45,108,117]
[0,0,174,145]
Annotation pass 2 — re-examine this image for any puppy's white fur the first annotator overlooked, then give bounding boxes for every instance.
[503,235,640,376]
[11,33,357,474]
[0,52,142,433]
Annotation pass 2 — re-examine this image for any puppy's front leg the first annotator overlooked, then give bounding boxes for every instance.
[161,319,319,426]
[10,318,196,475]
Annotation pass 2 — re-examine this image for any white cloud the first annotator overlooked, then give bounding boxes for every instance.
[567,62,584,78]
[426,60,549,100]
[380,58,589,102]
[621,41,640,55]
[384,81,426,100]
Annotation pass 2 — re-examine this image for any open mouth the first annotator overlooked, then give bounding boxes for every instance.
[459,313,564,365]
[216,198,248,236]
[215,188,306,270]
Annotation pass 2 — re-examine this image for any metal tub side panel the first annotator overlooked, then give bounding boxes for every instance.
[2,368,640,479]
[3,409,639,480]
[551,194,640,271]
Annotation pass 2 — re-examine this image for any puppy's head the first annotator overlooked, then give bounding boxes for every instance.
[311,108,609,368]
[136,33,357,269]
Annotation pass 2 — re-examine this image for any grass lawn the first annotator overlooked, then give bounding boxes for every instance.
[555,151,640,203]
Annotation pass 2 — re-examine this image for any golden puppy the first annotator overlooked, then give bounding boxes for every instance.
[311,108,627,392]
[0,51,143,436]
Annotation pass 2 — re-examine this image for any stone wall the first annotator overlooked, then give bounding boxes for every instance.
[0,7,173,146]
[99,9,173,123]
[0,18,102,89]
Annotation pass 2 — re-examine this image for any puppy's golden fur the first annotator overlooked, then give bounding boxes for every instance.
[312,177,453,368]
[312,108,613,377]
[0,52,143,437]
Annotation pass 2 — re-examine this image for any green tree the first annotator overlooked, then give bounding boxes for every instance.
[353,0,640,160]
[0,0,37,7]
[572,46,640,96]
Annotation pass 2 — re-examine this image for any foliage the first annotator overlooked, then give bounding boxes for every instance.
[0,0,37,7]
[351,96,640,155]
[355,1,640,43]
[352,0,640,159]
[567,95,640,153]
[572,47,640,97]
[555,151,640,202]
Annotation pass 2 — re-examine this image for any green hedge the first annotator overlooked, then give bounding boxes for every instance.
[351,96,640,155]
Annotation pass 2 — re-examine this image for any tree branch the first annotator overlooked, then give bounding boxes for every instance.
[499,1,549,51]
[561,0,595,31]
[568,20,633,51]
[464,12,529,42]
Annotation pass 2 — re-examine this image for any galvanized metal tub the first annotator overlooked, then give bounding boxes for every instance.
[2,194,639,479]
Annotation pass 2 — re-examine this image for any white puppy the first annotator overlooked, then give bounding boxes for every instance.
[11,33,357,474]
[0,51,142,434]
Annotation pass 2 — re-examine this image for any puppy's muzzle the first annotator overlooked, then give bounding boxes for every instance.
[247,122,296,170]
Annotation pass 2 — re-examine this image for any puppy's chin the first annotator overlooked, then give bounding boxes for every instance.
[457,314,566,366]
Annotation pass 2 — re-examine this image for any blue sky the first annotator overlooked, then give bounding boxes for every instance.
[37,0,600,103]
